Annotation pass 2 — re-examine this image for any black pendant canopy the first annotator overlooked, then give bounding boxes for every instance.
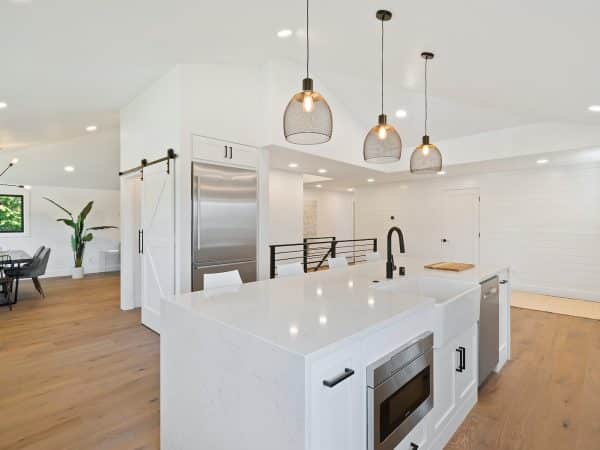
[283,0,333,145]
[363,10,402,163]
[410,51,443,173]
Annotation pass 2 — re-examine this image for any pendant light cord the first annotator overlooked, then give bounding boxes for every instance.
[424,57,428,136]
[381,18,384,115]
[306,0,310,79]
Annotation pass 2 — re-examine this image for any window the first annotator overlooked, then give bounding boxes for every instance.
[0,194,25,233]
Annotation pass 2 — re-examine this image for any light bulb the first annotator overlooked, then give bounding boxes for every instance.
[11,158,19,164]
[377,125,387,140]
[302,92,314,112]
[422,145,430,156]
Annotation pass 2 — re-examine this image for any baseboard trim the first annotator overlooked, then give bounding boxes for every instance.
[512,283,600,303]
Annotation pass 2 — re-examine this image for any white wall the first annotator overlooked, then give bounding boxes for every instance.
[0,185,120,277]
[268,170,303,245]
[355,164,600,301]
[304,189,355,240]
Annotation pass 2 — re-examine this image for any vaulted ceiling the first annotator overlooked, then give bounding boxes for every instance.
[1,0,599,149]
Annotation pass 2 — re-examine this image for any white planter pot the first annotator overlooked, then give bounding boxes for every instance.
[72,267,84,279]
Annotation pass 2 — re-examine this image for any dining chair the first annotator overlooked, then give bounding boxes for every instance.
[366,251,381,262]
[0,255,15,310]
[328,256,348,269]
[6,248,51,299]
[276,262,305,278]
[204,270,243,290]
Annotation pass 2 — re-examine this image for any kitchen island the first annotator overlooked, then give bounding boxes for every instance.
[161,261,510,450]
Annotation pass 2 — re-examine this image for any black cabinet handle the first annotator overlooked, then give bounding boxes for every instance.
[138,230,141,254]
[224,145,228,158]
[499,280,508,284]
[323,368,355,388]
[441,238,448,243]
[455,348,463,372]
[410,444,419,450]
[459,346,466,371]
[140,229,144,254]
[229,146,233,159]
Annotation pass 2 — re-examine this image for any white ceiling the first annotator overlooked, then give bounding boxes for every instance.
[1,0,600,149]
[271,145,600,192]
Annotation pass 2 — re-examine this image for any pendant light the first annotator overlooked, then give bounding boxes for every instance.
[363,10,402,163]
[283,0,333,145]
[410,52,443,173]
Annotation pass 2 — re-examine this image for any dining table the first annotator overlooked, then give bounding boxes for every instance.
[0,250,33,307]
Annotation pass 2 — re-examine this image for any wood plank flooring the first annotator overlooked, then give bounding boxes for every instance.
[0,274,159,450]
[1,275,598,450]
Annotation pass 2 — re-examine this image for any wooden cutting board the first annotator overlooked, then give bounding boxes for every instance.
[424,262,475,272]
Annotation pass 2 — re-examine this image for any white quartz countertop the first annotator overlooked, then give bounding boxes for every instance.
[165,260,508,357]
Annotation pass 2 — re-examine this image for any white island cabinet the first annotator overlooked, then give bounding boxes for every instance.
[161,262,510,450]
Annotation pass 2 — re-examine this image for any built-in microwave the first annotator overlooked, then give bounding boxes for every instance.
[367,332,434,450]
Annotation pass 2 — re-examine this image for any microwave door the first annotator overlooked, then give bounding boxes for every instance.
[192,162,257,266]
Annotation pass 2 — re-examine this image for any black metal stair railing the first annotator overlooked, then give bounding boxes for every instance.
[269,236,378,278]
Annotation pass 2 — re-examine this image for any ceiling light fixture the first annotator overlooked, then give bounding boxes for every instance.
[437,170,446,175]
[86,125,98,132]
[10,158,19,165]
[367,178,375,183]
[588,105,600,112]
[0,102,7,109]
[64,165,75,172]
[317,168,327,174]
[315,184,322,188]
[347,188,354,192]
[288,162,299,168]
[277,29,293,38]
[363,10,402,163]
[283,0,332,145]
[411,52,443,174]
[395,109,407,118]
[536,159,549,165]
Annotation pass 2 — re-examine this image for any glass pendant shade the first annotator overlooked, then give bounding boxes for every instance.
[284,78,333,145]
[410,135,443,173]
[363,114,402,163]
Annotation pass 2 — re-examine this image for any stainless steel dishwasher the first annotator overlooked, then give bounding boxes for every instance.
[479,276,499,386]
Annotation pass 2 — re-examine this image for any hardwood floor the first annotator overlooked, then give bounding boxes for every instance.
[447,307,600,450]
[1,275,598,450]
[0,274,159,450]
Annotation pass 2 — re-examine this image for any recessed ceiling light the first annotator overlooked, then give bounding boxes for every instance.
[588,105,600,112]
[367,178,375,183]
[10,158,19,165]
[288,162,299,168]
[315,184,322,188]
[347,188,354,192]
[277,29,293,38]
[318,315,328,325]
[317,168,327,174]
[23,185,32,190]
[86,125,97,132]
[437,170,446,175]
[395,109,408,118]
[288,325,299,336]
[0,102,7,109]
[536,159,549,165]
[64,165,75,172]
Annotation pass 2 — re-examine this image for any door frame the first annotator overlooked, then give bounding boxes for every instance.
[120,173,143,310]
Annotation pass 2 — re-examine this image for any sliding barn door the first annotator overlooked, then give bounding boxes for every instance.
[141,163,175,333]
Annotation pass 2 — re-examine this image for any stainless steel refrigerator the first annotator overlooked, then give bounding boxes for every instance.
[192,162,257,291]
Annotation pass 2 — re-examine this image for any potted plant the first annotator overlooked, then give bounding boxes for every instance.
[45,198,117,279]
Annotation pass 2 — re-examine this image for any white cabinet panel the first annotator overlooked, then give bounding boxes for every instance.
[192,135,257,168]
[454,324,478,402]
[430,340,456,436]
[308,345,362,450]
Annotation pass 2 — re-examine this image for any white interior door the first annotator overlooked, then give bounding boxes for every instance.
[441,188,480,264]
[141,163,175,333]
